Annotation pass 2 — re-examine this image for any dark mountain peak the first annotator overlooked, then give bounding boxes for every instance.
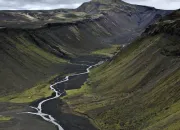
[77,0,134,14]
[91,0,124,4]
[77,0,168,16]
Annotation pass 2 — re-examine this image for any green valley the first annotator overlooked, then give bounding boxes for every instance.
[63,13,180,129]
[0,1,179,130]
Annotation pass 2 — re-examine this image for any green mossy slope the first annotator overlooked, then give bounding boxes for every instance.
[63,34,180,130]
[0,116,12,121]
[92,45,120,57]
[0,32,67,97]
[0,74,62,103]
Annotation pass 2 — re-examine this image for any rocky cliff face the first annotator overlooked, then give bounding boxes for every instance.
[143,10,180,56]
[77,0,171,43]
[144,10,180,36]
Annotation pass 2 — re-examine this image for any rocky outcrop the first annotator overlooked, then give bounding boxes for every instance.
[144,10,180,36]
[142,10,180,56]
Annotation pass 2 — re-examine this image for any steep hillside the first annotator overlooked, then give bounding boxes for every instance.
[77,0,171,44]
[145,9,180,37]
[63,10,180,130]
[0,0,171,44]
[0,29,68,96]
[0,1,176,130]
[0,0,171,97]
[0,24,110,96]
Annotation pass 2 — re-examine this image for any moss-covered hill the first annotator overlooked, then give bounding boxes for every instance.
[63,11,180,130]
[0,30,66,96]
[0,23,110,97]
[0,0,171,98]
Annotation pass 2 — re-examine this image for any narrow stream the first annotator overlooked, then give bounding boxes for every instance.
[24,61,104,130]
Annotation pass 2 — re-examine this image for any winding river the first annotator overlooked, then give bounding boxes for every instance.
[24,61,104,130]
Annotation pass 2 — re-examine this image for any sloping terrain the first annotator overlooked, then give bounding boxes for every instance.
[0,0,171,44]
[77,0,171,44]
[0,1,175,130]
[0,0,171,97]
[0,9,102,28]
[0,20,113,96]
[0,30,67,96]
[63,10,180,130]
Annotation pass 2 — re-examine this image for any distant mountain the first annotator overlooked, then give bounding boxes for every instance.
[77,0,171,43]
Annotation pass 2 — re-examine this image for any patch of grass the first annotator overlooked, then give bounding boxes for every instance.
[64,82,110,113]
[63,82,92,101]
[0,116,12,121]
[0,75,60,103]
[0,83,51,103]
[15,36,67,63]
[92,45,121,57]
[54,12,102,23]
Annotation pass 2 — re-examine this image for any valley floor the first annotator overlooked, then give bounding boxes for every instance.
[0,45,119,130]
